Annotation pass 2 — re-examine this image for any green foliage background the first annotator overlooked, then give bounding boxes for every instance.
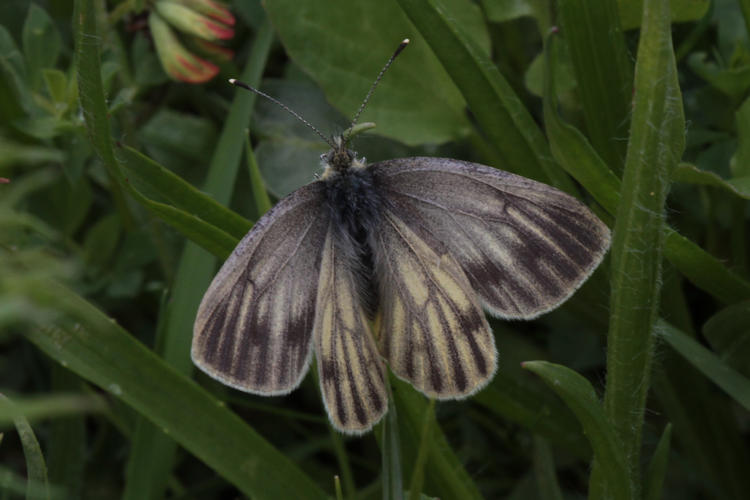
[1,0,750,498]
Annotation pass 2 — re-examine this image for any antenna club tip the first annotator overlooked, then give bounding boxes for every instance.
[228,78,237,85]
[402,38,410,45]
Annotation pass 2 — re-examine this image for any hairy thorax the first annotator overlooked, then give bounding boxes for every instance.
[322,158,382,317]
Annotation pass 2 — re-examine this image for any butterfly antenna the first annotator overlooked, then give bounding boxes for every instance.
[345,38,410,143]
[228,79,336,149]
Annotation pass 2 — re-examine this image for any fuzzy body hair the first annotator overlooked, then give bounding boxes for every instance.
[322,153,383,319]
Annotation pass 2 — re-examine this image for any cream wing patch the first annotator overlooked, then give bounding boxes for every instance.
[192,182,328,395]
[374,209,497,399]
[373,158,611,319]
[314,226,387,434]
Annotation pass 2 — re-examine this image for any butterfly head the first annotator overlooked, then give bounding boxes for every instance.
[321,134,366,178]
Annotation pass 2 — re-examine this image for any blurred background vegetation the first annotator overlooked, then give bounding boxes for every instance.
[1,0,750,499]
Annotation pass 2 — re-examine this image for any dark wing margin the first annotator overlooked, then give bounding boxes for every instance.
[314,225,387,434]
[192,182,328,395]
[372,207,497,399]
[372,158,611,319]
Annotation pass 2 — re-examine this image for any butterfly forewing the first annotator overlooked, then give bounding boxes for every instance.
[373,207,497,399]
[192,183,329,395]
[314,226,387,434]
[372,158,611,320]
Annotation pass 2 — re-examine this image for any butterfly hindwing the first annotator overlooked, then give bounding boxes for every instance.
[192,182,329,395]
[372,206,497,399]
[372,158,611,319]
[314,225,387,434]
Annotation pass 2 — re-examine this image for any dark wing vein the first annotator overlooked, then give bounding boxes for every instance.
[373,205,496,398]
[192,182,328,395]
[314,226,387,434]
[372,157,611,319]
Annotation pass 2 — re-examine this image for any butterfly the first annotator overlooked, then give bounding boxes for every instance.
[192,40,611,434]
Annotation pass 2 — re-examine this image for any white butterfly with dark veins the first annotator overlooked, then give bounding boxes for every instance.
[192,39,611,434]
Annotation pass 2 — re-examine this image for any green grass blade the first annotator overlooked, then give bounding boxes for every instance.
[532,435,564,500]
[74,0,238,259]
[24,281,327,499]
[604,0,684,488]
[407,399,434,500]
[672,162,750,199]
[644,424,672,500]
[124,194,238,258]
[118,146,253,239]
[391,377,483,500]
[123,292,174,500]
[0,394,50,500]
[662,228,750,303]
[558,0,632,174]
[73,0,132,228]
[543,32,622,214]
[46,366,86,500]
[394,0,577,192]
[0,393,104,428]
[473,371,590,459]
[245,134,272,216]
[382,384,404,500]
[702,301,750,375]
[544,30,750,305]
[123,17,275,500]
[521,362,631,500]
[657,320,750,411]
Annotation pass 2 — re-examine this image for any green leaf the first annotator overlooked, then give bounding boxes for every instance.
[702,301,750,376]
[604,0,685,487]
[391,377,483,500]
[662,228,750,304]
[22,3,61,88]
[657,319,750,411]
[0,47,30,121]
[0,393,105,429]
[42,69,67,106]
[558,0,632,174]
[46,366,86,500]
[122,17,275,500]
[245,134,272,217]
[673,162,750,199]
[0,394,51,500]
[0,24,26,79]
[521,362,631,500]
[24,281,328,499]
[525,37,577,99]
[118,146,253,240]
[482,0,536,23]
[126,186,238,259]
[473,370,590,458]
[733,95,750,178]
[644,424,672,500]
[687,51,750,99]
[396,0,577,192]
[74,0,132,228]
[123,292,172,500]
[542,31,750,306]
[137,109,218,170]
[264,0,486,145]
[407,399,435,500]
[532,435,564,500]
[618,0,710,30]
[82,213,121,272]
[0,137,64,169]
[542,33,621,214]
[382,385,404,500]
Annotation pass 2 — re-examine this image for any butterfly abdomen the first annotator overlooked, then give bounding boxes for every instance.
[324,167,382,318]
